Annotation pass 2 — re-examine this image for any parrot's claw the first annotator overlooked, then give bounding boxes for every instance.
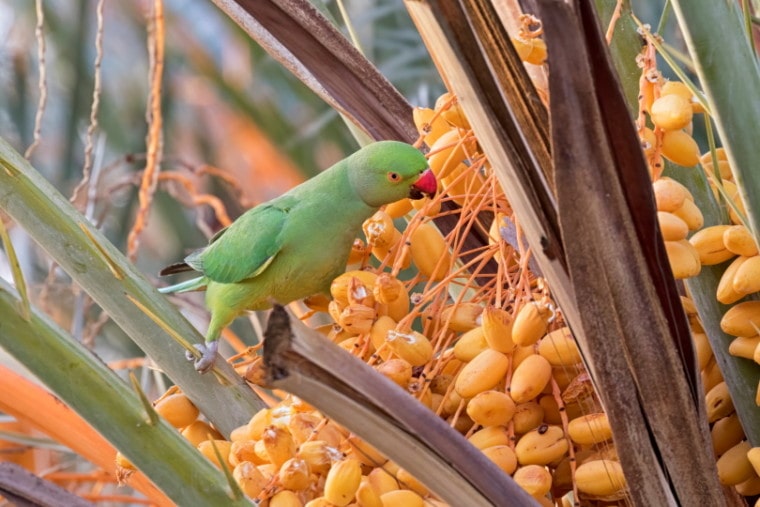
[187,341,219,374]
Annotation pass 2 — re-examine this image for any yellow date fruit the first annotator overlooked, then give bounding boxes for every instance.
[664,239,701,279]
[537,327,581,366]
[515,425,569,465]
[650,94,693,131]
[723,225,758,257]
[717,441,754,485]
[575,460,626,497]
[672,198,704,231]
[706,381,734,423]
[712,414,745,457]
[721,301,760,337]
[385,330,433,367]
[510,354,553,403]
[154,393,199,429]
[729,335,760,360]
[481,445,518,474]
[198,439,232,470]
[466,390,516,427]
[481,306,515,353]
[657,211,689,241]
[661,129,700,167]
[467,425,510,450]
[454,326,489,362]
[567,413,613,445]
[409,222,451,281]
[689,225,734,265]
[233,461,268,498]
[512,401,545,434]
[455,349,510,399]
[412,106,449,146]
[512,302,552,347]
[653,178,690,212]
[732,255,760,295]
[324,459,362,506]
[427,128,476,179]
[717,256,749,305]
[513,465,552,498]
[380,489,424,507]
[511,37,547,65]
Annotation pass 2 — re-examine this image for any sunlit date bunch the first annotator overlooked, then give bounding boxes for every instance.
[125,89,629,505]
[637,39,760,501]
[325,90,626,504]
[306,90,625,504]
[681,298,760,496]
[640,80,702,169]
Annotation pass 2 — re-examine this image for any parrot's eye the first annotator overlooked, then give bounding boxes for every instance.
[386,171,401,183]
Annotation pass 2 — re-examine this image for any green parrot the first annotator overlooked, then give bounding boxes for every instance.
[159,140,436,372]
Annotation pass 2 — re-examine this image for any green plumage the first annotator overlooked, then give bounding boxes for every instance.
[160,141,434,371]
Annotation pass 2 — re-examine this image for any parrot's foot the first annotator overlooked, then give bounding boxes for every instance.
[186,340,219,374]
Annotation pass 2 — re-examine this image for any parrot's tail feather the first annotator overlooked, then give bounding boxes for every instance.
[159,262,193,276]
[158,276,207,294]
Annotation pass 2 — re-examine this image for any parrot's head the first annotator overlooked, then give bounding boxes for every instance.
[348,141,437,208]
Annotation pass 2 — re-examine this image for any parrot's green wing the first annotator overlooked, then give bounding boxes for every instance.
[185,201,291,284]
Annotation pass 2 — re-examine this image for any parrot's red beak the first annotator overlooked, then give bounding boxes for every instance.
[409,169,437,200]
